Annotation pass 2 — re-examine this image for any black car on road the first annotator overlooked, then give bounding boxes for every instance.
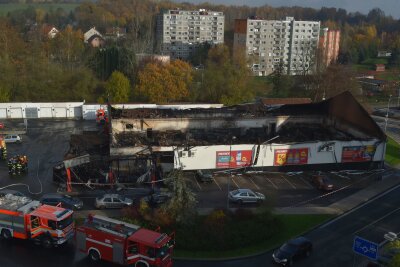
[40,193,83,210]
[272,236,312,266]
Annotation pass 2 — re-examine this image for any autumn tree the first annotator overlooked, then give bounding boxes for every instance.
[135,60,193,103]
[196,45,254,105]
[311,64,360,101]
[270,61,294,98]
[104,71,131,103]
[49,26,84,66]
[163,169,197,223]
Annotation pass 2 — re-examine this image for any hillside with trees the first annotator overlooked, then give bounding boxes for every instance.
[0,0,399,103]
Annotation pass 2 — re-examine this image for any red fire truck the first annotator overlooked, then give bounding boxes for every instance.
[76,215,174,267]
[0,194,75,248]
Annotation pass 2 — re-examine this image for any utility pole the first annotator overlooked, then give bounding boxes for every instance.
[384,95,392,133]
[227,136,236,210]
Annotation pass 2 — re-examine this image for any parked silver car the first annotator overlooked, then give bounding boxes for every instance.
[95,194,133,209]
[4,134,21,143]
[228,189,265,204]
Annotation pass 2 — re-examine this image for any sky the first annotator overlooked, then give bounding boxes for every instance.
[173,0,400,18]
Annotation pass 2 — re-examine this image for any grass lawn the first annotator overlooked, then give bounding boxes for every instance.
[376,72,400,81]
[0,3,79,16]
[174,214,333,259]
[385,136,400,166]
[362,58,388,65]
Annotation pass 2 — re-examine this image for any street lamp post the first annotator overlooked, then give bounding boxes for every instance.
[227,136,236,210]
[384,95,393,133]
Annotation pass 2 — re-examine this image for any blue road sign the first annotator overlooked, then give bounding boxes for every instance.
[353,236,379,260]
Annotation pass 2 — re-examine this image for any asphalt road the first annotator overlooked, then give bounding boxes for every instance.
[0,182,398,267]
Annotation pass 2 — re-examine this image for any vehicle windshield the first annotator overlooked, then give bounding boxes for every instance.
[57,215,73,230]
[156,244,170,258]
[280,243,296,253]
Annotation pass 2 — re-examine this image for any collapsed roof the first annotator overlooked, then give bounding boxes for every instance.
[110,91,385,148]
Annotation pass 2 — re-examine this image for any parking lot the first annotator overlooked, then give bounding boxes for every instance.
[185,169,386,208]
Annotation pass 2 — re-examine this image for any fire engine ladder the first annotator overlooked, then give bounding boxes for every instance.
[90,215,140,237]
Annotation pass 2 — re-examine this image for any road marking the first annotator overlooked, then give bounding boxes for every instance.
[320,182,400,229]
[249,177,260,190]
[266,177,278,189]
[298,176,313,189]
[353,207,400,235]
[193,176,202,191]
[231,177,240,189]
[213,178,222,191]
[281,175,296,189]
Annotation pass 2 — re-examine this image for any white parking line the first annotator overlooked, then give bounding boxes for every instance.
[231,177,240,189]
[353,207,400,235]
[298,176,313,189]
[249,177,260,190]
[281,175,296,189]
[213,178,222,191]
[193,176,202,191]
[266,177,278,189]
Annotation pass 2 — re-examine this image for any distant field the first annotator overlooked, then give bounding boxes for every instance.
[0,3,79,16]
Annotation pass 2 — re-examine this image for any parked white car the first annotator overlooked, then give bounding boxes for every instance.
[4,135,21,143]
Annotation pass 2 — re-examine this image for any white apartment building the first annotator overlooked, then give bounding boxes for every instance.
[157,9,224,59]
[234,17,320,76]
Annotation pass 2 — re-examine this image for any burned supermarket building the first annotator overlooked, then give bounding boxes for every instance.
[109,91,386,178]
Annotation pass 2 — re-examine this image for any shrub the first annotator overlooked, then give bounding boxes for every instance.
[152,208,174,228]
[121,206,142,220]
[232,208,255,221]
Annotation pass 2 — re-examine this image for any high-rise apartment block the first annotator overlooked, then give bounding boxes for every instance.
[157,9,224,60]
[234,17,320,76]
[319,28,340,67]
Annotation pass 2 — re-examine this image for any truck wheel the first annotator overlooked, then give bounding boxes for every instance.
[1,229,11,240]
[89,249,100,262]
[135,261,149,267]
[41,236,53,249]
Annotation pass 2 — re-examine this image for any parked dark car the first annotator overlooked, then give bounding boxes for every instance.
[311,173,334,191]
[40,193,83,210]
[141,191,172,207]
[272,236,312,266]
[195,170,214,183]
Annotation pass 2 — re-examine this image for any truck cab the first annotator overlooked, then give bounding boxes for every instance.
[0,195,74,248]
[76,215,174,267]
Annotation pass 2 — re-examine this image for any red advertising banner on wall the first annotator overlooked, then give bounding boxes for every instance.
[274,148,309,166]
[216,150,253,168]
[342,146,376,163]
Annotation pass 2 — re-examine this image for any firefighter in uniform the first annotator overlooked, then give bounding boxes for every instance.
[16,159,22,175]
[9,158,17,175]
[1,147,7,160]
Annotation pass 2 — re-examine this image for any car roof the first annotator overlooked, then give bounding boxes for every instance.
[288,236,311,245]
[102,194,121,198]
[41,193,67,199]
[236,189,254,193]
